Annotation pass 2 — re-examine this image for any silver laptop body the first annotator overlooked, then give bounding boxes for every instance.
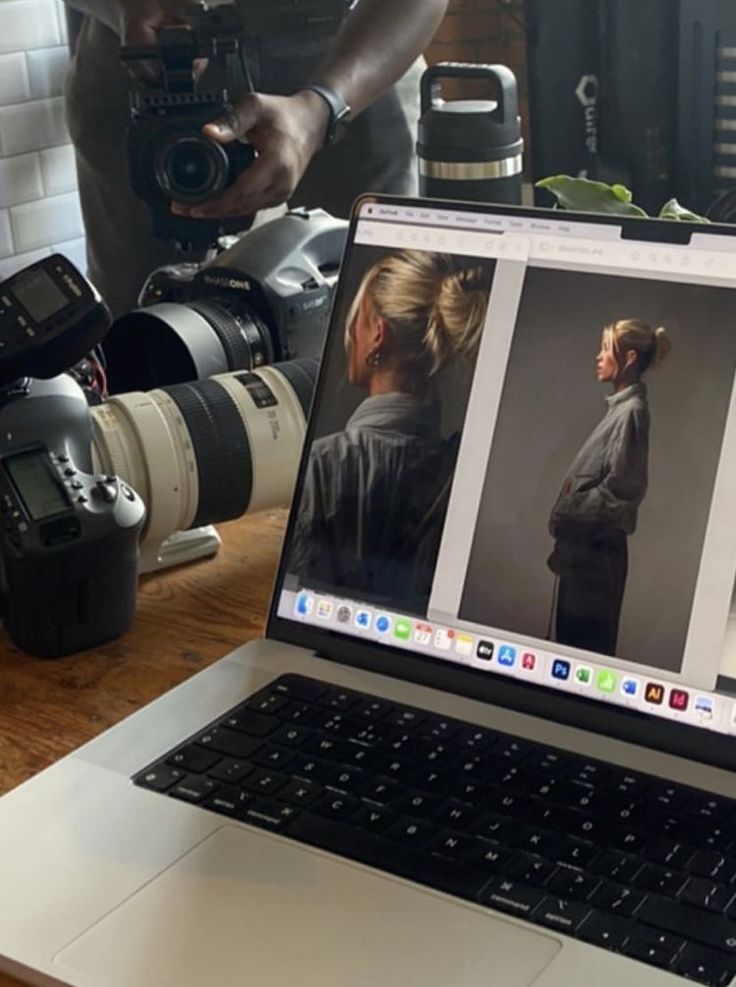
[1,196,735,987]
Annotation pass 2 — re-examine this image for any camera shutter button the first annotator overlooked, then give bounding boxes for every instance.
[93,478,117,503]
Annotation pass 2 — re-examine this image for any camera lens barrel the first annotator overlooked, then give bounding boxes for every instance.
[104,300,275,394]
[91,359,316,570]
[164,378,252,528]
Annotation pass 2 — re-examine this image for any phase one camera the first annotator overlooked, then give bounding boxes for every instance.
[102,208,347,393]
[0,257,146,657]
[121,1,349,247]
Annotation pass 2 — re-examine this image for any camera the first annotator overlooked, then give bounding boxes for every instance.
[122,1,350,248]
[102,207,347,393]
[0,257,146,658]
[97,207,346,572]
[122,4,256,248]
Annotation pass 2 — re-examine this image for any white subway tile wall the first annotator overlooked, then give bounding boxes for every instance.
[0,0,86,276]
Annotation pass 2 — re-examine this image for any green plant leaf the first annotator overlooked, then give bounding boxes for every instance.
[658,198,710,223]
[535,175,648,217]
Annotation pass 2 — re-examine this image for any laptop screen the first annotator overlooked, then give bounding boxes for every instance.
[272,196,736,757]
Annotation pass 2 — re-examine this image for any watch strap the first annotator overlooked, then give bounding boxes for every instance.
[301,83,351,146]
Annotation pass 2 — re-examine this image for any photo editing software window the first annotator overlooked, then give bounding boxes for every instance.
[278,200,736,739]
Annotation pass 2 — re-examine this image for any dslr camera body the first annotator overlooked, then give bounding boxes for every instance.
[0,256,146,658]
[122,0,349,247]
[103,208,347,392]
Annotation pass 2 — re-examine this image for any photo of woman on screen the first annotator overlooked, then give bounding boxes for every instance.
[547,318,672,655]
[290,249,492,612]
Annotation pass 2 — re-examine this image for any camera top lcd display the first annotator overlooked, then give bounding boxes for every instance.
[12,269,69,325]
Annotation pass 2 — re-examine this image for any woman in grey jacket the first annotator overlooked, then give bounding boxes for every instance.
[290,249,492,612]
[548,318,671,656]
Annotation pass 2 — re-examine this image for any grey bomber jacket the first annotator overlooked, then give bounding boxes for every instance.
[549,382,650,538]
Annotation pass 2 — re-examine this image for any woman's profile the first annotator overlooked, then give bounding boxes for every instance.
[547,318,671,656]
[290,249,492,611]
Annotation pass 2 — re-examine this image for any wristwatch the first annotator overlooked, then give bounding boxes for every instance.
[301,83,352,146]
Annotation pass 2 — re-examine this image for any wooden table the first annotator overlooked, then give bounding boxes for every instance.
[0,510,287,987]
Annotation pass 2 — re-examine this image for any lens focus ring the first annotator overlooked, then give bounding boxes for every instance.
[164,378,252,527]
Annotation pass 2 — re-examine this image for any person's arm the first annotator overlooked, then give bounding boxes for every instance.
[173,0,449,220]
[62,0,196,41]
[553,411,650,530]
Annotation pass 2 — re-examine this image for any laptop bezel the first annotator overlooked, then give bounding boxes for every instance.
[267,193,736,775]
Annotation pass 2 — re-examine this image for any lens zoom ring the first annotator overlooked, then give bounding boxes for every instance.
[274,358,320,419]
[165,379,252,527]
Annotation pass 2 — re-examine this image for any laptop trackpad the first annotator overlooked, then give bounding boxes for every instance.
[55,825,560,987]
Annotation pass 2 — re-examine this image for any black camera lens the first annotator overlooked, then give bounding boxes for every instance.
[103,299,275,393]
[155,137,229,204]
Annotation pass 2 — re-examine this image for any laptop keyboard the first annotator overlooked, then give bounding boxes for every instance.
[134,674,736,986]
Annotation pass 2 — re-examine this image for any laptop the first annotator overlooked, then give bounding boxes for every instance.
[2,195,736,987]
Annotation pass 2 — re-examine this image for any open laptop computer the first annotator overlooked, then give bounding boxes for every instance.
[2,195,736,987]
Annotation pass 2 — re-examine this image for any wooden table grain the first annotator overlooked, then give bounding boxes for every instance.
[0,510,287,987]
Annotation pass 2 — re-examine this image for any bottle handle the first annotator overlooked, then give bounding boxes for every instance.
[420,62,519,124]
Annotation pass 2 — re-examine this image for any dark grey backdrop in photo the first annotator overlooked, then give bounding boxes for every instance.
[312,244,497,442]
[459,267,736,673]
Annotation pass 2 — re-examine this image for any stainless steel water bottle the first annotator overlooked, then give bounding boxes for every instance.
[417,62,524,205]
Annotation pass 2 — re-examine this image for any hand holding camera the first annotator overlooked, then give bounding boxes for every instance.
[121,0,349,246]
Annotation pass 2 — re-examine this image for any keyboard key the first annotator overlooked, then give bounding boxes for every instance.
[167,745,221,774]
[387,818,435,848]
[464,840,515,873]
[427,830,474,859]
[170,776,219,804]
[252,746,296,771]
[208,758,254,784]
[353,805,397,834]
[318,687,361,712]
[224,709,280,737]
[644,838,694,870]
[352,698,395,721]
[243,797,300,830]
[624,934,683,969]
[547,869,601,901]
[272,675,327,702]
[278,779,323,807]
[480,878,547,919]
[360,778,401,804]
[312,793,361,822]
[536,896,593,934]
[638,895,736,955]
[591,880,647,917]
[672,943,736,987]
[590,849,643,883]
[270,723,314,748]
[322,766,364,796]
[202,786,251,817]
[289,755,333,784]
[578,911,633,951]
[392,790,440,818]
[245,693,290,716]
[195,727,263,761]
[679,877,736,914]
[553,837,598,869]
[136,764,184,792]
[504,852,557,886]
[635,864,688,896]
[242,768,288,796]
[689,850,736,884]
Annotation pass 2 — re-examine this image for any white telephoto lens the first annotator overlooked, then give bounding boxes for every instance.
[91,359,317,563]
